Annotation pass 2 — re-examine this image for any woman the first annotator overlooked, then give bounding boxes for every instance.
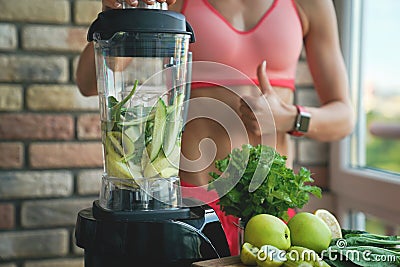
[76,0,354,255]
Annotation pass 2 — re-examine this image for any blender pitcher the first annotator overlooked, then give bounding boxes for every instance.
[75,4,232,266]
[88,1,195,212]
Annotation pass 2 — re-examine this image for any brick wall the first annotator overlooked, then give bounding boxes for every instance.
[0,1,330,266]
[0,1,102,266]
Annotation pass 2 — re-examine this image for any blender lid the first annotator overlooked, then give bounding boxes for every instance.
[88,8,195,43]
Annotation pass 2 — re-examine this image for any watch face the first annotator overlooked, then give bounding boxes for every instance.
[298,112,311,132]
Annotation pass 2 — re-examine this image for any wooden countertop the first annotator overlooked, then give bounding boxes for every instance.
[192,256,245,267]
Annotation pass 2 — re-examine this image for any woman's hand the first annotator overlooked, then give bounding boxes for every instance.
[239,61,297,136]
[102,0,176,10]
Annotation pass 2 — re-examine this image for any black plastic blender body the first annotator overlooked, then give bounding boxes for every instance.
[75,200,230,267]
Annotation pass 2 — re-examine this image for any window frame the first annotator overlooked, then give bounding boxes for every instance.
[331,0,400,228]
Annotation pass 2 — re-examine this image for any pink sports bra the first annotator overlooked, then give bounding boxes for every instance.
[182,0,303,91]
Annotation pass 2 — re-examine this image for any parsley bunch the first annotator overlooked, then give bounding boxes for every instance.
[208,144,322,224]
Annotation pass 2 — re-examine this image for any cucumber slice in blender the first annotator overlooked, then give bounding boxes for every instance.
[106,131,125,156]
[165,143,181,169]
[106,131,135,156]
[123,126,140,143]
[163,93,184,156]
[143,153,178,178]
[105,140,132,178]
[141,147,150,172]
[147,98,167,161]
[106,157,133,178]
[119,112,155,126]
[143,160,158,178]
[159,167,178,178]
[122,134,135,156]
[127,163,142,179]
[105,130,138,179]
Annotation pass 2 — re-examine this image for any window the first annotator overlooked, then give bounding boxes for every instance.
[331,0,400,231]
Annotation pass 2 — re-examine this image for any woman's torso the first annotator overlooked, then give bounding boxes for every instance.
[171,0,304,186]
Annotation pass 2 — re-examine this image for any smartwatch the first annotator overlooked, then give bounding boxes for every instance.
[288,105,311,137]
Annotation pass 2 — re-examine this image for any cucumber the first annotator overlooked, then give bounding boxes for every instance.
[127,163,142,178]
[106,158,133,178]
[143,153,179,178]
[163,93,184,156]
[148,98,167,161]
[143,160,158,178]
[123,126,140,143]
[106,131,124,156]
[105,141,132,179]
[165,143,181,169]
[106,131,135,156]
[159,167,178,178]
[121,134,135,156]
[119,112,155,126]
[105,132,136,179]
[141,147,150,172]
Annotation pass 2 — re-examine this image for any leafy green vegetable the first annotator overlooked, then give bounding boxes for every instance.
[332,231,400,248]
[108,80,139,131]
[207,144,322,223]
[341,229,369,236]
[344,235,400,247]
[103,81,184,182]
[325,229,400,267]
[326,245,400,266]
[324,258,359,267]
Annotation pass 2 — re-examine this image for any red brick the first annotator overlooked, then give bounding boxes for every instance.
[0,0,70,24]
[0,142,24,168]
[74,0,102,25]
[0,203,15,229]
[77,114,101,140]
[29,142,103,168]
[0,229,69,259]
[0,114,74,140]
[0,55,68,83]
[22,26,87,52]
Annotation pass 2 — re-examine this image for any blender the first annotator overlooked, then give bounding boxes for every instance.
[74,1,230,266]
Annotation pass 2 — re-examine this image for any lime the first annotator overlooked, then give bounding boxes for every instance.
[240,242,259,266]
[314,209,343,239]
[285,246,331,267]
[255,245,286,267]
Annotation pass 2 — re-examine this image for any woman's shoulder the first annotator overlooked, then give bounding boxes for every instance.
[295,0,337,19]
[294,0,338,36]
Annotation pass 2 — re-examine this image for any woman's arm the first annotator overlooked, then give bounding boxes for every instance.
[296,0,355,141]
[76,42,97,96]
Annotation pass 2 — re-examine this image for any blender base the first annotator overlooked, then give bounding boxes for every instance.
[75,200,231,267]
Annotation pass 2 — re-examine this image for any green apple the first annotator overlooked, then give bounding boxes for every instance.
[287,212,332,253]
[244,214,291,250]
